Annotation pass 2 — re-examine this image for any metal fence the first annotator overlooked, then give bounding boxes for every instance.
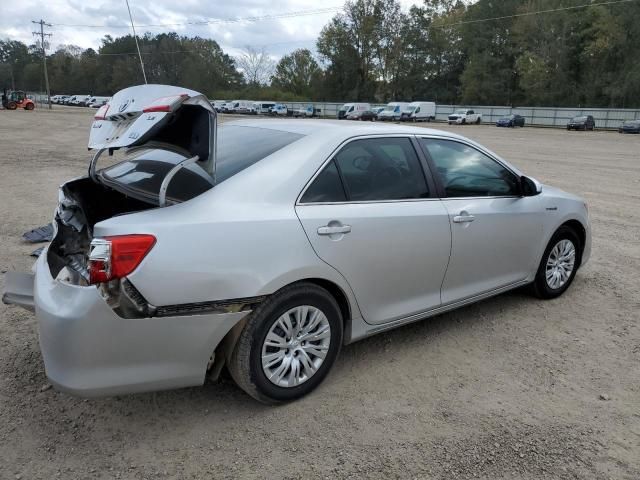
[258,101,640,129]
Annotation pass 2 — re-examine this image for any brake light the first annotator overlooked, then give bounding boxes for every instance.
[89,235,156,285]
[142,94,189,113]
[94,104,109,120]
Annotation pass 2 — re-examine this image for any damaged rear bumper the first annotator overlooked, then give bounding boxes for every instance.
[4,250,249,397]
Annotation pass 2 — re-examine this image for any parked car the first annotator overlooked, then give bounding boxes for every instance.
[567,115,595,131]
[337,103,370,119]
[2,84,591,404]
[229,100,253,114]
[87,96,110,108]
[400,102,436,122]
[211,100,228,112]
[618,119,640,134]
[270,104,288,116]
[377,102,410,121]
[347,110,377,121]
[56,95,71,105]
[293,104,319,118]
[496,114,525,128]
[448,109,482,125]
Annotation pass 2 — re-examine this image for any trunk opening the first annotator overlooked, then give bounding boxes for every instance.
[47,177,155,285]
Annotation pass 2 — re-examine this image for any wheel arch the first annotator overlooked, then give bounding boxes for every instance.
[209,277,357,381]
[559,219,586,267]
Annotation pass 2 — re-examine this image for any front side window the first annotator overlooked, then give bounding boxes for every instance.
[420,139,520,198]
[303,137,429,203]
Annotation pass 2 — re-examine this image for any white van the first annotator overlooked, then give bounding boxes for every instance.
[337,102,370,119]
[230,100,253,114]
[253,101,276,114]
[377,102,410,121]
[400,101,436,122]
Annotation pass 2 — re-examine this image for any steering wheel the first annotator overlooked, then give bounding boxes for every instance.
[351,155,372,171]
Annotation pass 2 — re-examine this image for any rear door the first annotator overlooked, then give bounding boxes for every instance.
[418,137,544,304]
[296,136,451,325]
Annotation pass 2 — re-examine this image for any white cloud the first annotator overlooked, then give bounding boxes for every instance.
[0,0,421,59]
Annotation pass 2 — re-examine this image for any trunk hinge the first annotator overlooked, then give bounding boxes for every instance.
[158,155,200,207]
[88,148,106,182]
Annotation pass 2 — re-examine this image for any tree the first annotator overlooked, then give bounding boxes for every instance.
[271,49,321,97]
[235,46,274,86]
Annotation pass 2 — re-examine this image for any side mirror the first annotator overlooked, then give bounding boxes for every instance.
[521,176,542,196]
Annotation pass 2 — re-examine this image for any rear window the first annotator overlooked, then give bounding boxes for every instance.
[99,125,304,203]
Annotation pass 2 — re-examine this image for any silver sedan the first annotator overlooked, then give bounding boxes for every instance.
[3,85,591,404]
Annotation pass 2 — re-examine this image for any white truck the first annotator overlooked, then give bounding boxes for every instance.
[448,109,482,125]
[377,102,410,121]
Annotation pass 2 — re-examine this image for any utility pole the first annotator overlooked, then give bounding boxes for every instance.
[32,19,52,109]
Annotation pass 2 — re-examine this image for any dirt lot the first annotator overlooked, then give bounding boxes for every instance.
[0,107,638,479]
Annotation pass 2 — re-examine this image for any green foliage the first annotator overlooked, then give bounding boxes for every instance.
[2,0,639,107]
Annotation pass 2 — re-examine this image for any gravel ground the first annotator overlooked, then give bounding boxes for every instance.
[1,107,639,479]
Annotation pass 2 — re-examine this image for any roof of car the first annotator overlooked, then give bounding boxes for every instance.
[225,118,464,139]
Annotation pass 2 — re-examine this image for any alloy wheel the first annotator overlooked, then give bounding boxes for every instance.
[545,239,576,289]
[261,305,331,388]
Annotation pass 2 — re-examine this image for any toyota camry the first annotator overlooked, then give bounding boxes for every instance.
[3,85,591,404]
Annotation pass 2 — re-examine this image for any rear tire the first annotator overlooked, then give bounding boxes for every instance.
[228,282,343,404]
[25,103,34,110]
[531,226,581,299]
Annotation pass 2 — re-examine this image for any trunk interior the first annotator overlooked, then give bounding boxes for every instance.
[48,177,155,284]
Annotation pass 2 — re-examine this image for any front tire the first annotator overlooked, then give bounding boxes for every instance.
[532,226,581,299]
[228,282,343,404]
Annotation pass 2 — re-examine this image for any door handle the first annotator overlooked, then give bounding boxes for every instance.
[317,224,352,235]
[453,211,475,223]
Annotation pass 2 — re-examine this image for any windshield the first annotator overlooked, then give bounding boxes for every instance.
[572,116,587,121]
[99,125,305,204]
[455,109,467,114]
[405,106,417,112]
[339,105,350,112]
[383,105,396,111]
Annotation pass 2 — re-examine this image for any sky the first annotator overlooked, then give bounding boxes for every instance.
[1,0,422,59]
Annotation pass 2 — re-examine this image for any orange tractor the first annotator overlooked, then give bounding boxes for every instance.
[2,89,35,110]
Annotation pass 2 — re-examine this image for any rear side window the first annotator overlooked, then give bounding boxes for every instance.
[100,125,303,203]
[300,160,346,203]
[301,137,429,203]
[420,139,519,197]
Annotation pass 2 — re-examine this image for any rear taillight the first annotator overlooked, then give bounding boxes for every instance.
[94,104,110,120]
[142,94,189,113]
[89,235,156,285]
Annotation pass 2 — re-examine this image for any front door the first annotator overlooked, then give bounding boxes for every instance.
[418,137,544,304]
[296,136,451,325]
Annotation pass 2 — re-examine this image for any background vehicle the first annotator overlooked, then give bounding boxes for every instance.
[400,102,436,122]
[230,100,253,114]
[347,110,376,121]
[1,89,35,110]
[211,100,228,112]
[87,96,110,108]
[567,115,595,131]
[270,104,288,116]
[253,102,276,115]
[337,103,370,119]
[293,104,319,118]
[377,102,410,121]
[496,114,525,127]
[448,109,482,125]
[618,119,640,133]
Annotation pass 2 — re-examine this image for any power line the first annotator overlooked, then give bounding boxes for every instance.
[431,0,638,28]
[31,19,52,109]
[50,7,343,29]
